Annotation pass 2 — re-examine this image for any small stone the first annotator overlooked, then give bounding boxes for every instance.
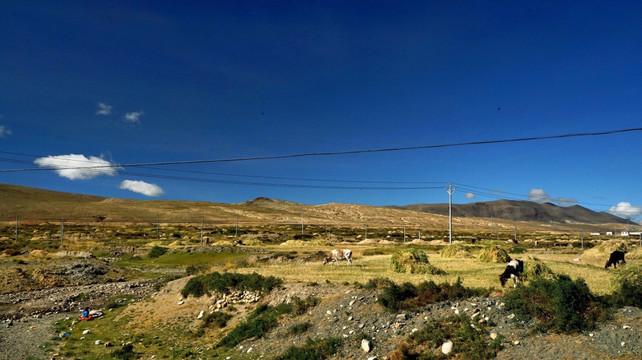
[441,340,453,355]
[83,330,91,335]
[177,301,184,305]
[361,339,371,353]
[326,310,332,315]
[367,357,378,360]
[396,313,407,321]
[513,340,520,346]
[197,311,204,319]
[348,316,353,321]
[621,342,626,347]
[95,340,101,345]
[490,332,498,340]
[507,313,515,320]
[622,325,631,329]
[589,333,594,337]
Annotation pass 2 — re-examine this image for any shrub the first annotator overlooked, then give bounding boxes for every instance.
[360,277,394,290]
[390,249,446,275]
[478,245,511,263]
[288,321,312,335]
[181,272,283,298]
[291,296,320,316]
[201,311,232,329]
[439,244,472,258]
[148,245,168,258]
[112,344,136,360]
[275,337,342,360]
[392,315,503,359]
[218,303,292,348]
[185,264,207,276]
[504,275,606,333]
[378,278,487,312]
[609,263,642,308]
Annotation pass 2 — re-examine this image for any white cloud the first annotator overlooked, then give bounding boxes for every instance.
[465,192,475,199]
[96,103,113,115]
[0,125,11,137]
[119,180,164,197]
[34,154,119,180]
[528,188,551,203]
[556,197,577,206]
[123,111,144,123]
[609,202,642,220]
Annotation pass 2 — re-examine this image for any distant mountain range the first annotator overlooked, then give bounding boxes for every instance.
[391,199,629,225]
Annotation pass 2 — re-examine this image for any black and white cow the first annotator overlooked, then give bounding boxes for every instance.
[499,259,524,287]
[323,249,352,265]
[605,250,626,269]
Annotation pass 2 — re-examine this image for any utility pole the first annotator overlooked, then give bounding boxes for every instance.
[580,228,584,250]
[403,225,406,244]
[446,183,455,244]
[235,215,239,238]
[418,223,421,240]
[15,215,18,242]
[200,219,204,246]
[514,224,517,242]
[156,213,160,238]
[60,219,64,246]
[364,223,368,241]
[301,212,304,235]
[490,216,493,237]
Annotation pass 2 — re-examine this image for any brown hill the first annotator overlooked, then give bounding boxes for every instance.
[393,199,629,225]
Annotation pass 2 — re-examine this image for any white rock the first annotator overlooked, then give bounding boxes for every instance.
[361,339,371,353]
[95,340,101,345]
[197,311,204,319]
[83,330,91,335]
[513,340,520,345]
[622,325,631,329]
[621,342,626,347]
[441,340,453,355]
[367,357,378,360]
[177,301,184,305]
[507,313,515,319]
[490,332,498,340]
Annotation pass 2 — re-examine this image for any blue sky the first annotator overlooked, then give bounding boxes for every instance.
[0,1,641,221]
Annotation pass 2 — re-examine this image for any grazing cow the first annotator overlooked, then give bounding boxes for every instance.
[605,250,626,269]
[323,249,352,265]
[499,259,524,287]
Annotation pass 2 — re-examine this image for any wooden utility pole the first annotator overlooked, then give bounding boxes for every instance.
[15,215,18,242]
[200,219,204,245]
[60,219,64,246]
[446,183,455,244]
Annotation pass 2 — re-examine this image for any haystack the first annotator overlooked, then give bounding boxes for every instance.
[582,240,628,259]
[440,244,472,258]
[279,239,331,247]
[522,255,555,280]
[478,245,511,263]
[610,263,642,292]
[390,249,446,275]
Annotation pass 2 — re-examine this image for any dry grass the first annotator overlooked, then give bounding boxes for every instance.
[478,245,511,263]
[440,244,473,258]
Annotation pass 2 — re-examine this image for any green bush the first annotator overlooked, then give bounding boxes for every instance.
[291,296,320,316]
[359,277,394,290]
[378,278,487,312]
[504,275,606,333]
[185,264,208,276]
[274,337,342,360]
[394,315,503,359]
[390,249,446,275]
[148,245,168,258]
[288,321,312,335]
[218,303,292,348]
[201,311,232,329]
[112,344,136,360]
[181,272,283,298]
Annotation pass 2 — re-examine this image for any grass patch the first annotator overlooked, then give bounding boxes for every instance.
[218,303,292,348]
[181,271,283,298]
[390,249,446,275]
[274,337,343,360]
[291,296,320,315]
[112,344,137,360]
[391,315,503,359]
[378,278,488,312]
[504,274,607,333]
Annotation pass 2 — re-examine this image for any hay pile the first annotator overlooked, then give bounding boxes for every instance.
[523,255,555,280]
[582,240,629,259]
[279,239,331,247]
[610,263,642,292]
[440,244,472,258]
[478,245,511,263]
[390,249,446,275]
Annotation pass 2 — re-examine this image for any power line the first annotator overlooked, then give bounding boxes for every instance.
[1,127,640,172]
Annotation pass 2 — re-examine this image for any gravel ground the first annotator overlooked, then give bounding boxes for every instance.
[0,312,68,360]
